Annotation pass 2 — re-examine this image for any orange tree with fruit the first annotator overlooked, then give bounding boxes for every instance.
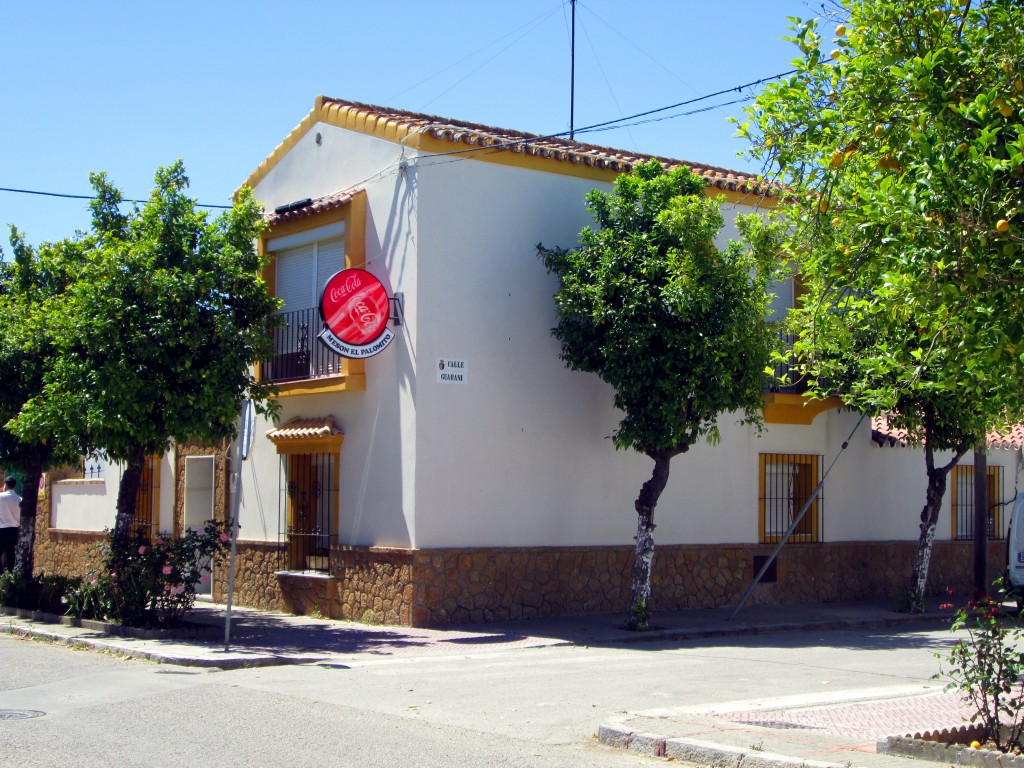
[738,0,1024,612]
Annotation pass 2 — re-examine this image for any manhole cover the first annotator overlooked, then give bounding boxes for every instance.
[737,720,823,730]
[0,709,46,720]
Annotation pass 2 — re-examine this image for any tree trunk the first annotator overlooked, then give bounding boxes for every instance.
[114,444,146,541]
[13,449,44,577]
[626,450,679,631]
[906,434,967,613]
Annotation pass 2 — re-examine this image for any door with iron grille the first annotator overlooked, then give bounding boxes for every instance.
[132,455,160,541]
[281,452,335,571]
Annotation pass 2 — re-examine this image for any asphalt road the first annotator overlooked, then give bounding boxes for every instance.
[0,624,961,767]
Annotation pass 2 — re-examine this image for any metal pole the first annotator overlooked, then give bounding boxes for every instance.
[224,396,254,651]
[973,444,988,597]
[728,412,866,620]
[569,0,576,141]
[223,439,243,650]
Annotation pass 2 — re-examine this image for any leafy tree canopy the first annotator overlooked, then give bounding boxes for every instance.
[539,159,779,459]
[739,0,1024,447]
[10,161,279,463]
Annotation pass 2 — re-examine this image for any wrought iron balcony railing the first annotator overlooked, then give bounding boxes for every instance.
[262,307,344,385]
[768,331,810,395]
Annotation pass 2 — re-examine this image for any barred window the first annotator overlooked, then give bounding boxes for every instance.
[759,453,823,543]
[951,465,1003,540]
[279,452,337,572]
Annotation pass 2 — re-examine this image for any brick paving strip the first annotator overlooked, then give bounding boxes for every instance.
[718,691,976,740]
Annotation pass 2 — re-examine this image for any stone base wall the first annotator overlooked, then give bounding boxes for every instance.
[32,469,105,578]
[200,539,1006,627]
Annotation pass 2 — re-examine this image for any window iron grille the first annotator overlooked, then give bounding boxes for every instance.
[760,453,823,543]
[953,465,1004,540]
[278,452,335,572]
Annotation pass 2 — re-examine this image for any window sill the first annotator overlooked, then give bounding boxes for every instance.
[275,570,336,580]
[274,373,366,397]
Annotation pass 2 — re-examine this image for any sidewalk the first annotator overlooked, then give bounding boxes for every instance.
[2,599,967,767]
[1,597,955,668]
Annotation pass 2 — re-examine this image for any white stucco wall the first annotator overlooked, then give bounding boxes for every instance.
[242,123,420,547]
[51,463,122,532]
[49,453,177,534]
[243,118,1023,553]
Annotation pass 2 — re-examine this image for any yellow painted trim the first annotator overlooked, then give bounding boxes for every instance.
[259,190,369,395]
[273,434,344,456]
[274,372,366,396]
[238,98,776,209]
[237,104,321,198]
[332,446,341,546]
[758,453,820,544]
[151,454,161,531]
[762,393,844,425]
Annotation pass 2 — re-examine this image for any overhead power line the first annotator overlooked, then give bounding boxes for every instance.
[414,68,798,165]
[1,68,797,206]
[0,185,232,209]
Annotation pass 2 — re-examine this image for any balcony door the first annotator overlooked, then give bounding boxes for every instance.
[273,236,345,382]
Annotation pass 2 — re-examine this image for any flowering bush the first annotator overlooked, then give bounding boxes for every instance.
[65,520,231,628]
[937,589,1024,752]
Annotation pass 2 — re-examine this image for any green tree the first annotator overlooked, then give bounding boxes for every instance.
[0,231,83,575]
[739,0,1024,610]
[10,161,279,547]
[538,159,778,630]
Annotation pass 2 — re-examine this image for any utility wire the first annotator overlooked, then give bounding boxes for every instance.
[0,185,232,209]
[1,69,795,205]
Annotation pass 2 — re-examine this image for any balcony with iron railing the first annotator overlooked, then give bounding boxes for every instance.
[768,331,810,395]
[763,330,841,424]
[261,307,344,385]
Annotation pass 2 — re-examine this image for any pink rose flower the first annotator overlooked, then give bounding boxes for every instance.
[138,546,146,555]
[173,585,185,596]
[164,584,172,592]
[162,566,172,576]
[220,533,230,543]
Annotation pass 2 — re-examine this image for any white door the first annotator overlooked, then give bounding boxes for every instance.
[184,456,216,597]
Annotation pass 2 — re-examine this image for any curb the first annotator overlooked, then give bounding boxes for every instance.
[879,734,1024,767]
[585,613,949,648]
[597,724,845,768]
[0,620,316,669]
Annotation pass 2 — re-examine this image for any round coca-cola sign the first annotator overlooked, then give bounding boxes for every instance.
[317,269,396,359]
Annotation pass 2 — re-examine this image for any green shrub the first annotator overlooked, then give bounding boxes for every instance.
[65,520,231,628]
[0,570,82,614]
[938,589,1024,752]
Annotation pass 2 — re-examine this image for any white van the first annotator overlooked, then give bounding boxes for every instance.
[1007,493,1024,599]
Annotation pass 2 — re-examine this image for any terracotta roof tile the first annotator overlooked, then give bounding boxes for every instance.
[318,97,776,197]
[871,414,1023,451]
[266,416,342,443]
[266,188,362,227]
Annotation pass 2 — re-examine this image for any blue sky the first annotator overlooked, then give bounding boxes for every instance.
[1,1,823,249]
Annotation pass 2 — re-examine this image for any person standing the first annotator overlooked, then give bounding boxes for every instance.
[0,477,21,573]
